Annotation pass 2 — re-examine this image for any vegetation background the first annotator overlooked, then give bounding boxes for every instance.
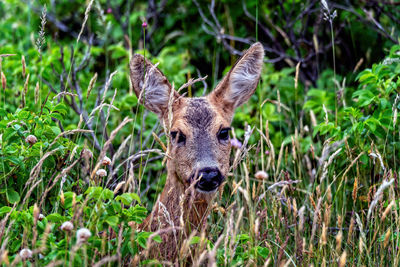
[0,0,400,265]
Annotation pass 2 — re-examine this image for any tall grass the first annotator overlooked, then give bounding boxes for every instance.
[0,1,399,266]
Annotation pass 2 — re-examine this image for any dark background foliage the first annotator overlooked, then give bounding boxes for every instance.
[0,0,400,265]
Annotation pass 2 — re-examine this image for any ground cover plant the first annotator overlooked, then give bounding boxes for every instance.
[0,0,400,266]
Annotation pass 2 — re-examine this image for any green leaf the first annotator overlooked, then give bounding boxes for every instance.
[189,236,201,245]
[46,213,64,223]
[115,193,140,205]
[6,189,20,204]
[0,206,12,216]
[105,216,119,226]
[85,187,103,199]
[102,189,114,201]
[256,246,270,259]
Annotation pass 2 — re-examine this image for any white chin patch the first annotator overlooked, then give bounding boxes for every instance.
[196,188,218,194]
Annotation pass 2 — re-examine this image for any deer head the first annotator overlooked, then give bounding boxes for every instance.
[129,43,264,261]
[129,43,264,197]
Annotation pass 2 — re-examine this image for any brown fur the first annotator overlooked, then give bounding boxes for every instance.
[128,43,264,263]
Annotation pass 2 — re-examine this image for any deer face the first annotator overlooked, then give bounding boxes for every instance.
[130,43,264,193]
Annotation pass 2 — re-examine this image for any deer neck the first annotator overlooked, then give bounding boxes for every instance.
[142,168,215,234]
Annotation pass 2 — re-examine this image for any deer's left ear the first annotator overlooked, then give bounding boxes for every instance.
[210,42,264,112]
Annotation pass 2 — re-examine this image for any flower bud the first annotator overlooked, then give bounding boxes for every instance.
[61,221,74,232]
[76,228,91,243]
[25,135,37,145]
[102,156,111,166]
[96,169,107,177]
[19,248,32,260]
[255,170,268,180]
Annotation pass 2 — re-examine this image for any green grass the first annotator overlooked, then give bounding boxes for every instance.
[1,0,400,266]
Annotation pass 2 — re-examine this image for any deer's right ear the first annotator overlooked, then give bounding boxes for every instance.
[129,54,178,116]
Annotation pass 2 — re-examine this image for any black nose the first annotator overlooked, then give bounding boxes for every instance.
[195,167,223,192]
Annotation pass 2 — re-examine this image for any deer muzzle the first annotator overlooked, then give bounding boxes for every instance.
[194,167,224,193]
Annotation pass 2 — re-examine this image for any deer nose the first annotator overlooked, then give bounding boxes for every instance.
[195,167,223,192]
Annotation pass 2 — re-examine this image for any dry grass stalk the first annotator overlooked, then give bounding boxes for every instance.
[108,148,164,185]
[92,255,118,267]
[21,178,43,207]
[87,103,120,124]
[179,230,197,260]
[39,158,80,208]
[298,206,305,232]
[36,5,47,54]
[347,215,355,244]
[152,132,167,152]
[367,178,394,220]
[381,199,395,222]
[52,92,78,100]
[383,228,391,248]
[294,62,300,89]
[338,250,347,267]
[323,202,331,226]
[336,230,343,252]
[113,181,126,194]
[275,142,285,177]
[352,177,358,203]
[263,258,271,267]
[207,233,224,267]
[268,180,300,191]
[341,151,364,179]
[91,117,133,179]
[49,129,93,148]
[111,134,131,165]
[177,75,208,93]
[34,82,39,104]
[1,71,6,90]
[86,72,97,99]
[77,0,94,43]
[310,197,322,248]
[21,55,26,78]
[277,89,281,113]
[26,148,61,189]
[320,223,327,245]
[320,147,342,183]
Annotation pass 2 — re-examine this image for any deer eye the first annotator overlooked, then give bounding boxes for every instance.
[171,131,186,145]
[217,128,230,141]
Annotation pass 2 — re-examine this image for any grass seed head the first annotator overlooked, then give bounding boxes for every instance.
[347,216,354,244]
[335,230,342,252]
[34,82,39,104]
[1,251,9,265]
[338,250,347,267]
[381,199,395,222]
[21,55,26,78]
[384,228,391,248]
[60,191,65,206]
[1,71,6,90]
[33,203,40,221]
[320,223,327,245]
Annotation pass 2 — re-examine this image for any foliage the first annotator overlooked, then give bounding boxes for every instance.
[0,0,400,266]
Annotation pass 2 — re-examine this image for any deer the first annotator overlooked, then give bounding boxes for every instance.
[129,42,264,262]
